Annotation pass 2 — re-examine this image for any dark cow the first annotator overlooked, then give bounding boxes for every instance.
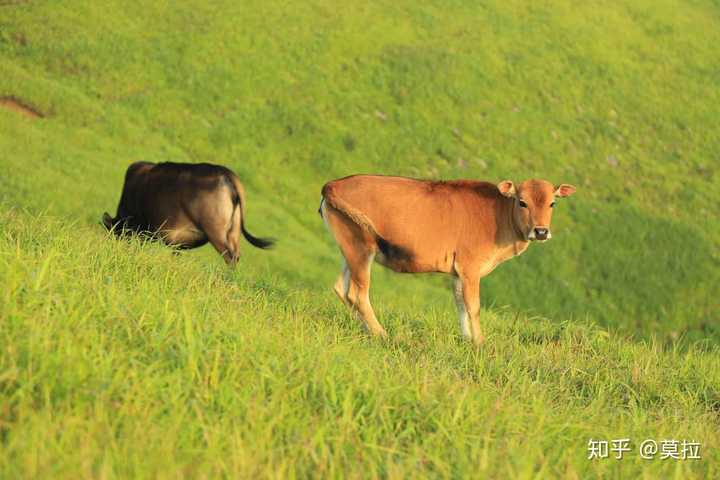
[102,162,274,265]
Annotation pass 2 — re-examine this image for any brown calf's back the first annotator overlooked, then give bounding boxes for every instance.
[322,175,516,273]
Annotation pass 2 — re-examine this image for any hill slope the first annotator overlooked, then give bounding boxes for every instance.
[2,208,719,478]
[1,0,719,477]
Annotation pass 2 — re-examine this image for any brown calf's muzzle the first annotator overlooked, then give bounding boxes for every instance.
[529,226,551,242]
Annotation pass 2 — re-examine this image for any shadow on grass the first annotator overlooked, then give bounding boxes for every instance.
[484,201,719,347]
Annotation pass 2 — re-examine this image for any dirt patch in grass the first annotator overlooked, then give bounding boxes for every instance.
[0,96,44,119]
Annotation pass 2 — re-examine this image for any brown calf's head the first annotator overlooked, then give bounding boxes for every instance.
[497,179,576,242]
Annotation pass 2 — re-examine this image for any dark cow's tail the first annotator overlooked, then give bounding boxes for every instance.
[225,173,276,250]
[241,221,275,249]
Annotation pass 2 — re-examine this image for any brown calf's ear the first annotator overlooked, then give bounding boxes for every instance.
[497,180,516,197]
[554,184,576,197]
[102,212,113,230]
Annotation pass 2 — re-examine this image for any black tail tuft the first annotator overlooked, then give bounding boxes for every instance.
[376,236,413,262]
[241,220,276,249]
[224,173,275,249]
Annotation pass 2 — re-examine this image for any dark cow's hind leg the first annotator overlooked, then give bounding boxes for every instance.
[225,203,242,265]
[197,195,240,267]
[206,233,236,266]
[203,219,238,267]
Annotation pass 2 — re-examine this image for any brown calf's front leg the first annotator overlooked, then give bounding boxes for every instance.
[454,277,472,340]
[455,273,484,346]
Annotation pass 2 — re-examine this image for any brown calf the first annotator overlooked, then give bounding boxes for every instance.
[320,175,576,345]
[103,162,274,265]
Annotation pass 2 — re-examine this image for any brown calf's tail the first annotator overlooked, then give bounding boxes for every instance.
[320,183,379,234]
[226,173,276,250]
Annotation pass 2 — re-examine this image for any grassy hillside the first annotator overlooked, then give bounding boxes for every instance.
[1,0,719,477]
[2,209,719,478]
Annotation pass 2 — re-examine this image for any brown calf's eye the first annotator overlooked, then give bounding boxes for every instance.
[519,200,528,208]
[550,201,556,208]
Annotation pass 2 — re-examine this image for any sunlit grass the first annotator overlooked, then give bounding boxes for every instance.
[1,209,718,478]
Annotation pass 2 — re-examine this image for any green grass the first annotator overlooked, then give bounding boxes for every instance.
[2,209,719,478]
[1,0,719,477]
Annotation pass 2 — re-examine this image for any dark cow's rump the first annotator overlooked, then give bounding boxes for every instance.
[103,161,274,266]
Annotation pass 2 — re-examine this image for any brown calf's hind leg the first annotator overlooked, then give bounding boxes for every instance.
[323,201,386,338]
[333,261,351,306]
[346,252,387,338]
[333,260,361,308]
